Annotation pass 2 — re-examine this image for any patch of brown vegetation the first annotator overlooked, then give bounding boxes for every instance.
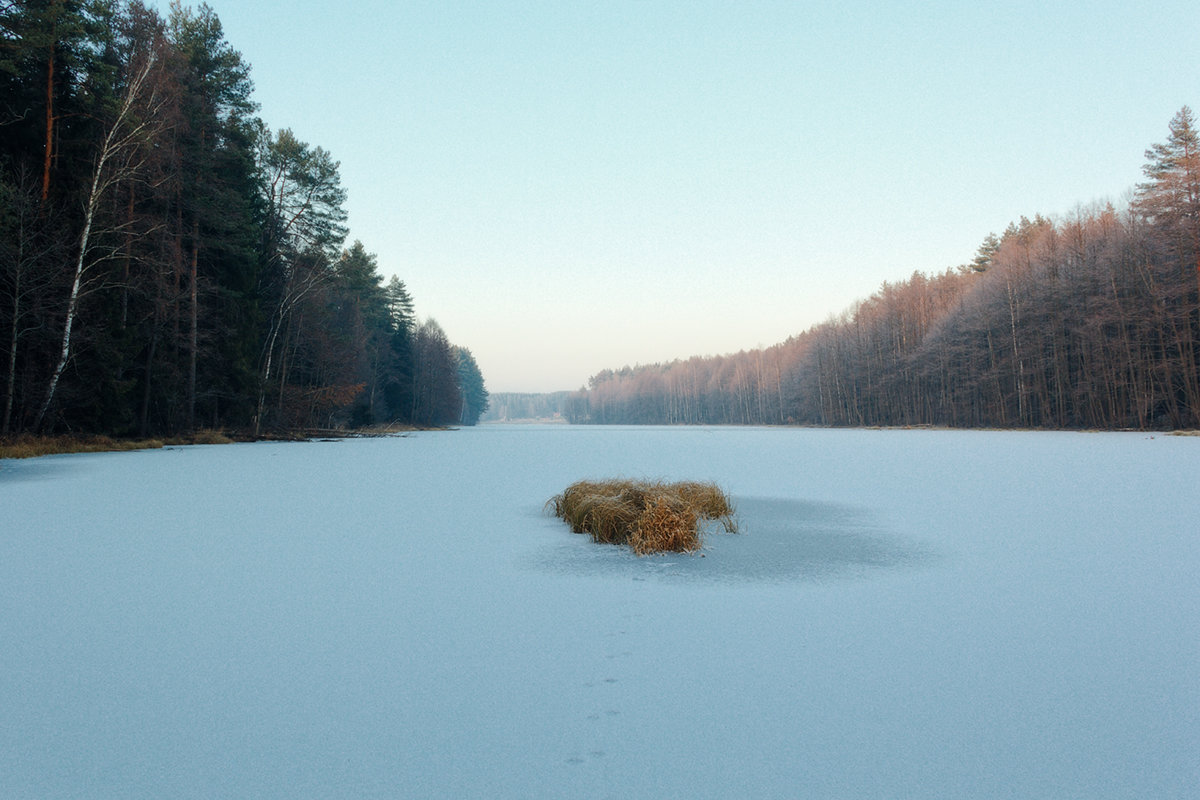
[0,430,235,460]
[548,478,736,555]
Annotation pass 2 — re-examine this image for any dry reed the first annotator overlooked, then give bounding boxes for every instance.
[0,430,235,460]
[547,478,736,555]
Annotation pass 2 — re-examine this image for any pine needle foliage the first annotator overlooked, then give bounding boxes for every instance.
[548,479,736,555]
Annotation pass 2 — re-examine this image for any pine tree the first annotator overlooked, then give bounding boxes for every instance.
[411,319,460,426]
[167,0,260,431]
[331,241,388,425]
[33,11,166,431]
[380,275,416,422]
[0,0,113,204]
[454,345,488,425]
[964,232,1000,273]
[384,275,415,334]
[1135,106,1200,294]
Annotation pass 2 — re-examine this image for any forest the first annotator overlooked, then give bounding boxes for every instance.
[5,3,1196,437]
[0,0,488,437]
[480,391,571,423]
[566,108,1200,430]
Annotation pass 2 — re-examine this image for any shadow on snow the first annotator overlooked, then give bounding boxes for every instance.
[531,496,937,585]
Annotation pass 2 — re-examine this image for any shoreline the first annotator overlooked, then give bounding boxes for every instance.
[0,424,434,461]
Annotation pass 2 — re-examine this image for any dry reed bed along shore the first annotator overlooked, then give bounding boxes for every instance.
[0,430,236,460]
[548,479,737,556]
[0,427,427,461]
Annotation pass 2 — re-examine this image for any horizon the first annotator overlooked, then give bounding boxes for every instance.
[150,0,1199,393]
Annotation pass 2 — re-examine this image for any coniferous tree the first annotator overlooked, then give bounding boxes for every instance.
[1133,107,1200,417]
[0,0,112,204]
[453,345,488,425]
[330,241,388,425]
[32,7,166,430]
[1135,107,1200,289]
[166,0,259,431]
[380,274,415,422]
[0,164,67,433]
[411,318,460,426]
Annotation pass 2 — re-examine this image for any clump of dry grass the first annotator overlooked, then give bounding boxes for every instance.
[629,495,700,556]
[548,478,736,555]
[188,429,235,445]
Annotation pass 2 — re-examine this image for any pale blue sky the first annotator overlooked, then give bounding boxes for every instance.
[161,1,1197,392]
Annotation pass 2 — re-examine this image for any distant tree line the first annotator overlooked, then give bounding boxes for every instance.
[0,0,486,435]
[567,108,1200,430]
[480,391,571,422]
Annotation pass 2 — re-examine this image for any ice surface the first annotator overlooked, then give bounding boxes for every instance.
[1,426,1197,798]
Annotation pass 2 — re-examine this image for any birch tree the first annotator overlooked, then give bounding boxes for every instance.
[253,126,347,433]
[33,29,164,430]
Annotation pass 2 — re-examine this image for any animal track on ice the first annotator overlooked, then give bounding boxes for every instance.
[583,676,621,687]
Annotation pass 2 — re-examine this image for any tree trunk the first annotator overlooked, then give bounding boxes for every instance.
[139,310,159,437]
[253,326,277,436]
[1006,279,1026,425]
[3,265,19,434]
[188,222,198,431]
[41,32,55,204]
[121,185,134,330]
[254,309,285,436]
[33,162,100,431]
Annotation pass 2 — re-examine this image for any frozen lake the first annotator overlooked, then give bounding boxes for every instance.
[2,425,1197,798]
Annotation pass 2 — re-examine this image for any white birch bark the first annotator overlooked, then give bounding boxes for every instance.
[33,54,161,431]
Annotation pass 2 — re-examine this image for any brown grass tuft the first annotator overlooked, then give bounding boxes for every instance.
[547,478,736,555]
[668,480,738,532]
[629,495,700,555]
[188,429,235,445]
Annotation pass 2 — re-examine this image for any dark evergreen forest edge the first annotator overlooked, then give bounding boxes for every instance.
[564,108,1200,430]
[1,1,488,444]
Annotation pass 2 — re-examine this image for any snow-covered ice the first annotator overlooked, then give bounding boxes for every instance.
[1,425,1196,798]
